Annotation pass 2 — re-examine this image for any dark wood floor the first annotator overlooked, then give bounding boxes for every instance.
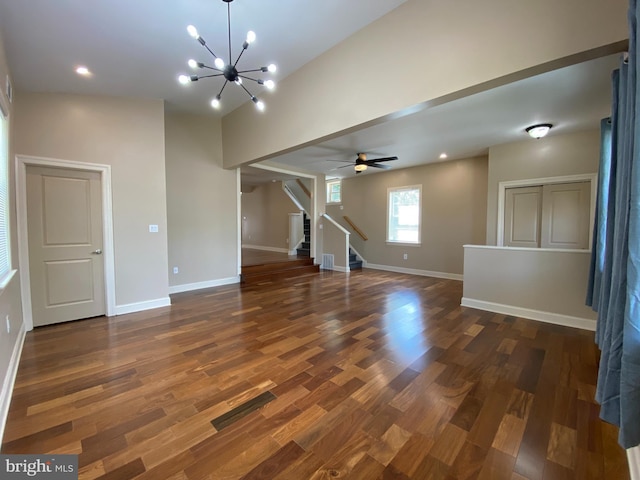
[2,270,629,479]
[241,248,299,267]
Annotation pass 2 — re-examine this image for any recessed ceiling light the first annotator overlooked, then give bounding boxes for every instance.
[75,66,91,76]
[439,153,448,159]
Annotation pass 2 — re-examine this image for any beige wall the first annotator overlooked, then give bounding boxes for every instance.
[13,92,169,307]
[241,181,300,250]
[463,246,597,326]
[486,129,601,245]
[222,0,627,168]
[327,156,488,275]
[0,29,25,440]
[165,113,238,288]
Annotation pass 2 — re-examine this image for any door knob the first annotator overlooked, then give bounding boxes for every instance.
[91,249,103,255]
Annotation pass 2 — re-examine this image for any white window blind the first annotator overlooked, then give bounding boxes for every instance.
[0,105,10,280]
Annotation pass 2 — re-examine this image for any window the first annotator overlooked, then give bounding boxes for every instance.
[388,185,421,244]
[326,179,341,204]
[0,100,10,282]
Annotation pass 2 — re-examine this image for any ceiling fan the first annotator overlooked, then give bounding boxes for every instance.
[333,153,399,174]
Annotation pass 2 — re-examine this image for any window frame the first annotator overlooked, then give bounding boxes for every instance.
[326,178,342,204]
[387,184,422,246]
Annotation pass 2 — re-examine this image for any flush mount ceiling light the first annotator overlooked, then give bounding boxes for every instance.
[178,0,277,112]
[526,123,552,139]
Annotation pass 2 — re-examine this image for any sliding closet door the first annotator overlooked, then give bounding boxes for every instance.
[540,182,591,249]
[504,186,542,248]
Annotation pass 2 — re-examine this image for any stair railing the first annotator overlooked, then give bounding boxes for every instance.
[343,216,368,241]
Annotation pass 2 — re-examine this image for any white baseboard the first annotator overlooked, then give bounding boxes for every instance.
[0,322,27,445]
[114,297,171,316]
[242,244,289,254]
[629,446,640,480]
[321,265,350,273]
[365,263,463,281]
[169,276,240,294]
[460,297,597,331]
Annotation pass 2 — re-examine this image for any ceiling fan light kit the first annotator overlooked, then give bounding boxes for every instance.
[526,123,552,139]
[334,152,399,174]
[178,0,276,112]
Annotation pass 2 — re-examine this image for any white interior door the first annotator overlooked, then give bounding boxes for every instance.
[504,186,542,248]
[26,166,106,326]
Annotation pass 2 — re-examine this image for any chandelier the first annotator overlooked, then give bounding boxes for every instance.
[178,0,277,111]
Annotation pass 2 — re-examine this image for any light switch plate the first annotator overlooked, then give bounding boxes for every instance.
[149,224,159,233]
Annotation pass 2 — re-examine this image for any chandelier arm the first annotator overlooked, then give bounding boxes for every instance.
[202,43,220,61]
[237,74,261,84]
[238,82,256,99]
[196,74,226,80]
[227,1,232,63]
[232,47,247,69]
[217,79,230,98]
[201,65,223,72]
[237,68,266,74]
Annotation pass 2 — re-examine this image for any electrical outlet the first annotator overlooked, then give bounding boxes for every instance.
[173,267,179,274]
[149,224,159,233]
[403,253,408,260]
[5,315,9,334]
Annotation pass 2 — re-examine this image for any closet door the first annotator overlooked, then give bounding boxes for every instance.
[504,186,542,248]
[541,181,591,249]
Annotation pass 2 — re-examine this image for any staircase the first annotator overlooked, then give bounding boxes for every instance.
[241,257,319,285]
[349,248,363,270]
[296,214,311,257]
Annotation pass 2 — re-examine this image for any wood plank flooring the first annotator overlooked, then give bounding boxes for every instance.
[1,269,629,479]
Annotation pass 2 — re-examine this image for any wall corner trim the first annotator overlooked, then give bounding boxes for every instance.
[168,276,240,294]
[114,297,171,316]
[629,446,640,480]
[460,297,597,331]
[366,263,463,281]
[0,322,27,445]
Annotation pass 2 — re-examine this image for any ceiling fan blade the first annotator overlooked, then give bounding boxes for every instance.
[366,156,398,163]
[369,163,391,169]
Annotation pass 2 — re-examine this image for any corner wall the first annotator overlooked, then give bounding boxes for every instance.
[328,156,488,276]
[0,28,25,443]
[165,112,239,291]
[12,92,169,309]
[486,130,601,245]
[241,181,300,251]
[222,0,627,168]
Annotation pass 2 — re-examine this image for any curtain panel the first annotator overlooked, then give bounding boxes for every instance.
[587,0,640,450]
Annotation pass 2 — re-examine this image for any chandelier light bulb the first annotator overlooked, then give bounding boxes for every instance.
[179,0,277,114]
[187,25,199,39]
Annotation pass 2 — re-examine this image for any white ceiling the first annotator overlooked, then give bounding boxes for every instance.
[269,54,620,179]
[0,1,622,183]
[0,0,408,115]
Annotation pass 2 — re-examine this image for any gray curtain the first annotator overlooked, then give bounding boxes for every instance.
[587,0,640,449]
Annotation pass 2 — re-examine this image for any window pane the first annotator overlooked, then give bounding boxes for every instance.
[388,186,420,243]
[326,180,341,203]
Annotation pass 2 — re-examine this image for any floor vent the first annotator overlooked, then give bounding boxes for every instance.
[210,391,276,431]
[322,254,334,270]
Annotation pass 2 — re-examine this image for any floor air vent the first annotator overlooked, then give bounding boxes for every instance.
[322,254,334,270]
